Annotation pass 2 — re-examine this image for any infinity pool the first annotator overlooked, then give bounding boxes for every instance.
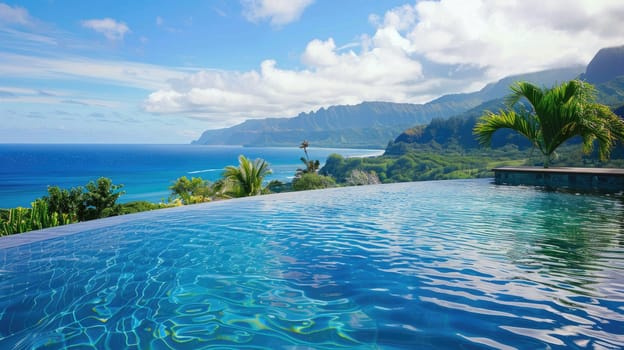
[0,179,623,349]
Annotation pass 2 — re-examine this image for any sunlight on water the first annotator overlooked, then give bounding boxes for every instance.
[0,179,623,349]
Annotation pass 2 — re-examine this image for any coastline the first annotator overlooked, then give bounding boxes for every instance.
[0,144,383,208]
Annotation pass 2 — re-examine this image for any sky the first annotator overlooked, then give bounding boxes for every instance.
[1,0,623,144]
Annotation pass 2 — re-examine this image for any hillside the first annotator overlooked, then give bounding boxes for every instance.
[387,77,624,154]
[192,67,582,148]
[320,77,624,185]
[582,45,624,84]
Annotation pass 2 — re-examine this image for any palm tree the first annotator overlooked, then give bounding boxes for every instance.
[296,140,320,176]
[299,140,310,161]
[297,157,320,176]
[223,155,272,197]
[473,80,624,167]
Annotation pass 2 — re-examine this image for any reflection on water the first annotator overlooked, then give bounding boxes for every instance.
[0,179,622,349]
[505,192,623,297]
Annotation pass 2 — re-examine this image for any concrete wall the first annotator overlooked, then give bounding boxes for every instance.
[494,169,624,193]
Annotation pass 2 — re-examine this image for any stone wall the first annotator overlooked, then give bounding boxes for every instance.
[493,167,624,193]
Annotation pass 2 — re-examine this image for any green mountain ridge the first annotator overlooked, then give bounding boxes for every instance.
[388,76,624,154]
[318,77,624,185]
[581,45,624,84]
[192,67,583,148]
[389,44,624,153]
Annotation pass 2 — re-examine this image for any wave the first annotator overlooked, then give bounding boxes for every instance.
[187,169,221,174]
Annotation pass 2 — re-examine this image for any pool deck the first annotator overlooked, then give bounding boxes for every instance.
[492,166,624,192]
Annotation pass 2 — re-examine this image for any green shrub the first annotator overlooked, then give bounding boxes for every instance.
[0,199,73,236]
[292,173,336,191]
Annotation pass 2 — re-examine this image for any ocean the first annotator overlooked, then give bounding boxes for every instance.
[0,144,383,208]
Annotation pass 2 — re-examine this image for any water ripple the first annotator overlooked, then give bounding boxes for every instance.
[0,179,623,349]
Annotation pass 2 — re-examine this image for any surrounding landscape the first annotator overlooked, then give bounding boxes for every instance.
[2,2,624,349]
[201,45,624,182]
[3,45,624,236]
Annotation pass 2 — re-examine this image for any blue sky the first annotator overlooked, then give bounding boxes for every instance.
[1,0,623,143]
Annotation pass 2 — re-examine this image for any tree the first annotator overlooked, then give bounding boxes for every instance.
[170,176,213,204]
[223,155,272,197]
[45,185,85,222]
[296,140,320,176]
[292,173,336,191]
[297,157,320,176]
[474,80,624,167]
[83,177,124,220]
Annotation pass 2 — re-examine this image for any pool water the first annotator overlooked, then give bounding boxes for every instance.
[0,179,622,349]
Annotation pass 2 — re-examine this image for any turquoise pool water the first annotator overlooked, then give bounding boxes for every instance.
[0,179,622,349]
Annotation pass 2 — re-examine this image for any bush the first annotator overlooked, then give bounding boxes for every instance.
[0,199,73,236]
[292,173,336,191]
[121,201,168,214]
[82,178,125,220]
[170,176,213,204]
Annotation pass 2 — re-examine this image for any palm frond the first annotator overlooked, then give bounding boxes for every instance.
[473,109,540,151]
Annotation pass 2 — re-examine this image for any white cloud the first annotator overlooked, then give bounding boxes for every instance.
[145,0,624,127]
[81,18,130,41]
[0,2,31,25]
[0,52,188,91]
[406,0,624,79]
[241,0,314,26]
[144,37,425,125]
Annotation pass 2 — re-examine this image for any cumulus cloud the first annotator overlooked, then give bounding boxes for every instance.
[145,0,624,126]
[241,0,314,26]
[81,18,130,41]
[406,0,624,79]
[0,2,31,25]
[145,38,425,123]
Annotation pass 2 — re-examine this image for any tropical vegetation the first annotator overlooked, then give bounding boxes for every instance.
[473,80,624,167]
[222,155,272,197]
[169,176,214,204]
[4,76,624,236]
[291,140,335,191]
[292,173,336,191]
[1,177,125,236]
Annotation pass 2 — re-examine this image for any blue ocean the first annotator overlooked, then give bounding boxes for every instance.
[0,144,383,208]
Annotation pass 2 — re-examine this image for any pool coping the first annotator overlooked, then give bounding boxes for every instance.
[492,166,624,175]
[0,210,151,250]
[491,166,624,192]
[0,198,236,250]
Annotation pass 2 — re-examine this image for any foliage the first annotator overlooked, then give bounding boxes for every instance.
[120,201,171,214]
[265,180,291,193]
[321,142,624,186]
[1,177,124,236]
[45,185,85,222]
[170,176,213,204]
[474,80,624,167]
[82,177,125,220]
[296,140,321,176]
[297,157,320,176]
[43,177,124,221]
[223,155,272,197]
[1,200,72,236]
[292,173,336,191]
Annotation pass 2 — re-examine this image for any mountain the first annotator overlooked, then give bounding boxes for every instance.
[193,101,477,148]
[388,75,624,155]
[192,67,583,148]
[582,45,624,84]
